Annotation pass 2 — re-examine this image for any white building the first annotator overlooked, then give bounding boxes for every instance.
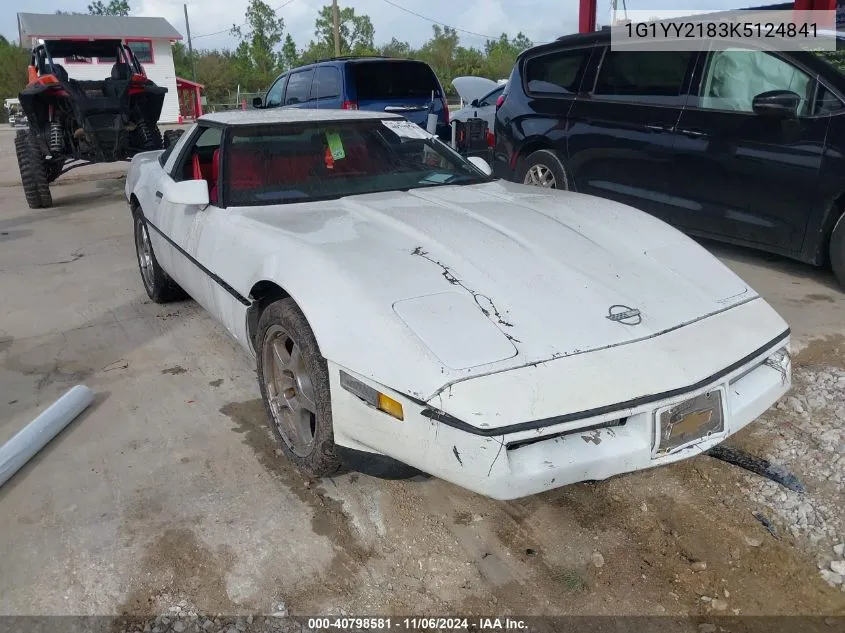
[17,12,184,123]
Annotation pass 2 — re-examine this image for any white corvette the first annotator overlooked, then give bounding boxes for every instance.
[125,109,791,500]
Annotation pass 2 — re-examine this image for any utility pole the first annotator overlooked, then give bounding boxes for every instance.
[184,3,197,82]
[332,0,340,57]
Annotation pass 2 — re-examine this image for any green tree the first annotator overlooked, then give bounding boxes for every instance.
[379,37,412,58]
[416,25,460,92]
[0,38,30,112]
[309,3,375,57]
[195,50,238,103]
[231,0,286,89]
[281,34,299,70]
[171,41,193,79]
[482,32,532,80]
[87,0,130,16]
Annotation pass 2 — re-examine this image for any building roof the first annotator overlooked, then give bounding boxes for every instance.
[200,109,403,126]
[176,77,205,89]
[17,12,182,44]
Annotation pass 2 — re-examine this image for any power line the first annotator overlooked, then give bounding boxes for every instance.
[380,0,498,41]
[192,0,298,40]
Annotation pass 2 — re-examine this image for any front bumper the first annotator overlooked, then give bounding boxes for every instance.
[330,300,791,500]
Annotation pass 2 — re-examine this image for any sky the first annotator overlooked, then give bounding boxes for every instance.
[6,0,783,52]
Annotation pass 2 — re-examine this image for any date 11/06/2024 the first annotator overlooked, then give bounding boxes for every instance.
[307,617,529,630]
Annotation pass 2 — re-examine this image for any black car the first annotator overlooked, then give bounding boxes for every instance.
[494,31,845,287]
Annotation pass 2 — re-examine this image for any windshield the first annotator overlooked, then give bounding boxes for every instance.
[224,119,489,206]
[351,61,440,100]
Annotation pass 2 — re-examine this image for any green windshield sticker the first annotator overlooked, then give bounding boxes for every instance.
[326,131,346,160]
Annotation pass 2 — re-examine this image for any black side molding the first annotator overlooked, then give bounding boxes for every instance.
[422,328,790,437]
[143,216,251,306]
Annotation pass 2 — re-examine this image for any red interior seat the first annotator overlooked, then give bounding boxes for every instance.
[209,149,220,203]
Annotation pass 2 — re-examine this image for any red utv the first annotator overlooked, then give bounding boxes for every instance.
[16,39,169,209]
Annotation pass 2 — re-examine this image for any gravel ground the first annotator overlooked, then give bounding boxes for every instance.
[736,353,845,591]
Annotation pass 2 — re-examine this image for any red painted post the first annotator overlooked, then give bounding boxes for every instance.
[195,85,203,117]
[579,0,597,33]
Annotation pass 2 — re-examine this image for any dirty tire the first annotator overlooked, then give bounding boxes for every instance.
[15,130,52,209]
[163,129,185,149]
[132,211,186,303]
[518,149,570,190]
[45,159,63,183]
[256,298,341,478]
[137,121,163,151]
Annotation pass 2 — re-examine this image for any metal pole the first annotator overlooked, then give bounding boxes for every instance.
[184,3,197,82]
[332,0,341,57]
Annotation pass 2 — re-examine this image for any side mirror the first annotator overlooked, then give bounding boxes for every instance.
[252,97,263,108]
[164,179,209,206]
[469,98,479,108]
[467,155,493,177]
[752,90,800,117]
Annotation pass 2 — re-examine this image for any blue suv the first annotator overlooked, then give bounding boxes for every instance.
[255,57,450,136]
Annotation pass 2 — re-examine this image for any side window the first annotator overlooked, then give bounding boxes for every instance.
[696,47,812,115]
[310,66,341,100]
[478,86,504,107]
[594,49,693,103]
[265,75,287,108]
[173,126,222,182]
[285,69,315,105]
[815,83,844,115]
[525,48,591,95]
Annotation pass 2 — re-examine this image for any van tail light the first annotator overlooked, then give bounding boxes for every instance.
[342,100,358,110]
[496,95,505,110]
[487,130,495,147]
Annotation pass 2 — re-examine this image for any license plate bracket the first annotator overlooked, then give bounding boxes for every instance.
[656,389,725,455]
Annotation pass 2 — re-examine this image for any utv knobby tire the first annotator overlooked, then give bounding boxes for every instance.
[15,130,52,209]
[256,298,342,478]
[137,121,163,151]
[132,211,187,303]
[830,212,845,289]
[163,129,185,149]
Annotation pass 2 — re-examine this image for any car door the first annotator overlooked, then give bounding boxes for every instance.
[566,46,697,219]
[282,68,315,109]
[309,66,343,109]
[671,43,828,251]
[150,124,223,313]
[263,73,288,108]
[471,85,505,129]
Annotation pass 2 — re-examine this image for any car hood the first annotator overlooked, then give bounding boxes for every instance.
[452,76,499,104]
[236,181,754,399]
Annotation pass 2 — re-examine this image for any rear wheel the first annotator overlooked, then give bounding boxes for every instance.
[830,212,845,289]
[133,211,186,303]
[256,298,341,478]
[518,149,570,190]
[14,129,52,209]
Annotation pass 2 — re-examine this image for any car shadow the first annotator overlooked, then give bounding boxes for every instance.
[695,237,843,294]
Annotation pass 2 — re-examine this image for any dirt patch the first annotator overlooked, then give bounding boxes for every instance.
[795,334,845,370]
[117,528,237,616]
[209,379,224,387]
[161,366,188,375]
[219,400,373,611]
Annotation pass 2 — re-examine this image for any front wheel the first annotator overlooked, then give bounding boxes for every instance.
[830,212,845,289]
[256,298,341,478]
[518,149,570,190]
[15,130,52,209]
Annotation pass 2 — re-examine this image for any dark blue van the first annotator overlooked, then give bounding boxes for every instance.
[255,57,450,136]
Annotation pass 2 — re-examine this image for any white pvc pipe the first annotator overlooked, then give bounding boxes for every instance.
[0,385,94,488]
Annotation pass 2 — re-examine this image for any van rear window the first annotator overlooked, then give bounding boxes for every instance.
[351,61,439,100]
